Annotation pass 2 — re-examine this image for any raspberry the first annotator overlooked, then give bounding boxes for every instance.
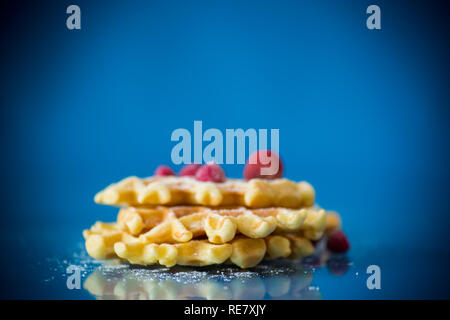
[327,230,350,253]
[154,165,175,176]
[179,164,201,177]
[195,163,226,182]
[243,150,284,180]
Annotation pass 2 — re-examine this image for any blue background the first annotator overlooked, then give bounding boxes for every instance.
[0,0,449,299]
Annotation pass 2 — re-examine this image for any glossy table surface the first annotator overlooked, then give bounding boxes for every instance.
[1,224,449,300]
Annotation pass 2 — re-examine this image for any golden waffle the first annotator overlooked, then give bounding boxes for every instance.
[116,206,327,244]
[83,222,314,268]
[115,235,314,268]
[83,222,134,260]
[94,176,315,208]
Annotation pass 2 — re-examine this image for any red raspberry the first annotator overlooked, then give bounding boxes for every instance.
[154,165,175,176]
[327,230,350,253]
[179,164,201,177]
[243,150,284,180]
[195,163,226,182]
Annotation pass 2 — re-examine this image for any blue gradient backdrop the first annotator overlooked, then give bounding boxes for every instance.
[0,0,449,299]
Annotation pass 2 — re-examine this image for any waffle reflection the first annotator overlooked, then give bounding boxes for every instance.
[83,260,322,300]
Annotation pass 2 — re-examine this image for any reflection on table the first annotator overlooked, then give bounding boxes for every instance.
[83,241,350,300]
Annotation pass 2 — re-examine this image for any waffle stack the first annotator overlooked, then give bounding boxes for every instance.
[84,173,342,268]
